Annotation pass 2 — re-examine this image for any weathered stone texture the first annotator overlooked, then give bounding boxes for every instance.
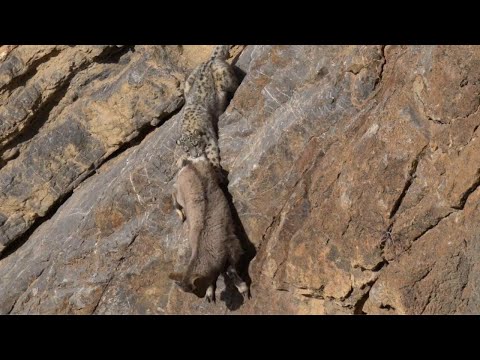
[1,45,479,314]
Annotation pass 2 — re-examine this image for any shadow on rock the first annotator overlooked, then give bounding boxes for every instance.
[219,167,257,311]
[220,273,247,311]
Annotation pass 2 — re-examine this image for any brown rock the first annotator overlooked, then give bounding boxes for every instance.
[1,45,480,314]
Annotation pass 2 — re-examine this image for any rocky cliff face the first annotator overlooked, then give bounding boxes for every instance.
[0,45,479,314]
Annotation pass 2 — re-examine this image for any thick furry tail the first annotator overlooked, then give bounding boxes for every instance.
[210,45,231,60]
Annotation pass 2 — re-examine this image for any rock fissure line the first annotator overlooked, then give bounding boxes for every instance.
[373,45,387,91]
[389,144,428,219]
[453,170,480,210]
[7,266,46,314]
[92,233,139,314]
[0,46,133,158]
[1,68,82,168]
[0,47,62,95]
[405,210,456,253]
[0,185,76,261]
[353,276,383,314]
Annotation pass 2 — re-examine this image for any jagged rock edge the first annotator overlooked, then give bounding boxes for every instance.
[0,47,62,95]
[0,46,132,159]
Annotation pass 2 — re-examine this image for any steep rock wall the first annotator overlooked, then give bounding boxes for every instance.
[0,45,479,314]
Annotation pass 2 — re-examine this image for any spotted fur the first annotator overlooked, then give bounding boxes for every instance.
[177,45,239,177]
